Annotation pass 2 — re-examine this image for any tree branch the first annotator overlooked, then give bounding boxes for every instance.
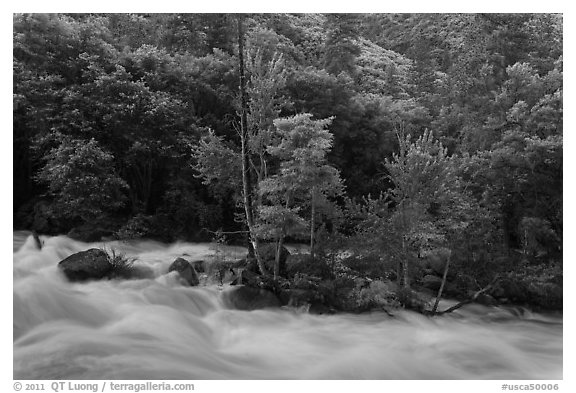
[429,275,501,316]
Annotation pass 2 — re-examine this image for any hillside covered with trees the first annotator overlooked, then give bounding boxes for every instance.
[13,13,562,312]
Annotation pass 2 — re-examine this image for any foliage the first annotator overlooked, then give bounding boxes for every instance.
[14,14,562,304]
[100,245,138,279]
[35,135,128,223]
[323,14,361,76]
[256,114,344,243]
[356,280,402,310]
[192,130,242,191]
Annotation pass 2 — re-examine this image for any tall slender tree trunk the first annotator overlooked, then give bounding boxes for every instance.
[400,203,410,289]
[275,235,285,281]
[402,238,410,289]
[432,252,451,313]
[274,194,292,280]
[238,15,267,276]
[310,188,316,260]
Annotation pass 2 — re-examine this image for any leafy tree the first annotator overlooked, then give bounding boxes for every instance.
[323,14,361,76]
[35,135,127,224]
[384,130,457,288]
[237,15,268,275]
[246,49,288,185]
[257,114,344,278]
[13,12,563,293]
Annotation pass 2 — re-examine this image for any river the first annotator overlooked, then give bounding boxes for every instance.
[13,231,562,379]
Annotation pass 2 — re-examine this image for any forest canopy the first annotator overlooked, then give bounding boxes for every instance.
[13,14,562,305]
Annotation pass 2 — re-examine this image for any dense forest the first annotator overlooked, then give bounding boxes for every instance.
[13,13,562,311]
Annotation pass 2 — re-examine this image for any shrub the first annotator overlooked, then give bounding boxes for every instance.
[100,246,138,279]
[357,280,401,310]
[339,255,392,280]
[115,214,154,240]
[35,135,127,223]
[286,254,334,280]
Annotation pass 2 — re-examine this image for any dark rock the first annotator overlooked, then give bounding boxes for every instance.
[190,260,205,273]
[278,288,319,307]
[31,200,53,234]
[168,258,199,286]
[230,268,265,287]
[58,248,112,281]
[108,264,154,280]
[421,275,443,291]
[224,286,281,310]
[32,231,42,250]
[491,278,528,303]
[204,260,239,285]
[309,302,334,315]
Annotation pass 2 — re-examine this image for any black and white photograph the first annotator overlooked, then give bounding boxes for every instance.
[12,8,565,387]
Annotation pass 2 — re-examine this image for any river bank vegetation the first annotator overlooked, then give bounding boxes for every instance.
[13,13,562,313]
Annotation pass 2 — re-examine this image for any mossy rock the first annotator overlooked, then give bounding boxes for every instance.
[58,248,111,281]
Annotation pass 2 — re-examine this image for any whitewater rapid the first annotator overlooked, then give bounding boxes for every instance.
[13,232,562,379]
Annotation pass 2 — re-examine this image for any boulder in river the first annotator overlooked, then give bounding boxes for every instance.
[224,286,281,310]
[204,259,239,285]
[168,258,200,286]
[190,260,205,273]
[58,248,112,281]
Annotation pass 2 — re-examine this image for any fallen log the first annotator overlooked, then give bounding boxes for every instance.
[427,276,501,316]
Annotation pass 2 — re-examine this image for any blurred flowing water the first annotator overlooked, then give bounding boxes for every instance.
[13,232,562,380]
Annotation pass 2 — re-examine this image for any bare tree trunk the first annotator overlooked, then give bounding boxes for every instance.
[401,237,410,289]
[238,15,267,276]
[432,252,451,313]
[403,260,410,289]
[310,188,316,260]
[400,203,410,289]
[432,276,501,315]
[275,235,285,281]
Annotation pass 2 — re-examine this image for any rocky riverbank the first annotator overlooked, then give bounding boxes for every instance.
[57,242,562,315]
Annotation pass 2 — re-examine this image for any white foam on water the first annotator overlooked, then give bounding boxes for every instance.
[13,234,562,379]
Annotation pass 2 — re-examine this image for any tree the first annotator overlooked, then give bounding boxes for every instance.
[323,14,361,76]
[384,129,456,288]
[237,15,267,275]
[256,113,344,278]
[35,135,128,224]
[246,48,288,187]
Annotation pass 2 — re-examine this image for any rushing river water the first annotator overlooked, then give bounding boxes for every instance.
[13,231,562,380]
